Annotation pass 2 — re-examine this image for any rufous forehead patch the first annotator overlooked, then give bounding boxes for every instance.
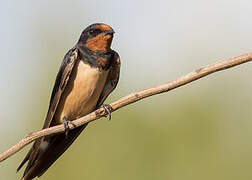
[96,24,112,32]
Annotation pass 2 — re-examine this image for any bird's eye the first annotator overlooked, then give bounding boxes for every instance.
[89,30,95,34]
[89,29,101,36]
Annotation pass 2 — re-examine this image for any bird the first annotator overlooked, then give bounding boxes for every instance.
[17,23,121,180]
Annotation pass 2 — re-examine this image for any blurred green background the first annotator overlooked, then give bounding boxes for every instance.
[0,0,252,179]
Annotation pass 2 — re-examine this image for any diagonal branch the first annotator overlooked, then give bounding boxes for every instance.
[0,52,251,162]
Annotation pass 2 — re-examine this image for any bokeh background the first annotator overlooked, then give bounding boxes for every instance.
[0,0,252,179]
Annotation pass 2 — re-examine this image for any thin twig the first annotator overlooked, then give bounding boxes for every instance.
[0,52,251,162]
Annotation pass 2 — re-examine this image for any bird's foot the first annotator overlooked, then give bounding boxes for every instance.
[101,104,113,120]
[63,118,75,137]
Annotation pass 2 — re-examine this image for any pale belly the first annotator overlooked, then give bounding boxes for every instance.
[54,60,109,124]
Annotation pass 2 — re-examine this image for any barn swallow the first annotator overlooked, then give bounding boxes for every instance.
[17,23,121,180]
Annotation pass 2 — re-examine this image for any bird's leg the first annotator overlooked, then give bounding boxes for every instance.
[63,117,75,137]
[63,116,76,137]
[101,104,113,120]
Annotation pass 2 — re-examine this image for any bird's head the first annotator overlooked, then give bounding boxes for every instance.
[78,23,115,52]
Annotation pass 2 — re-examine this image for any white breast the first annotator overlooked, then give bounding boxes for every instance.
[54,60,109,124]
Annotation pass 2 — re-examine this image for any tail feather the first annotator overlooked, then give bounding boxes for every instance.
[17,138,43,174]
[18,124,88,180]
[17,147,32,172]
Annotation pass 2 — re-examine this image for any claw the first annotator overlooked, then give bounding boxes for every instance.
[63,118,70,137]
[63,117,75,137]
[102,104,113,120]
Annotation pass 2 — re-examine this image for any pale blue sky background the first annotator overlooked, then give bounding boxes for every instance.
[0,0,252,179]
